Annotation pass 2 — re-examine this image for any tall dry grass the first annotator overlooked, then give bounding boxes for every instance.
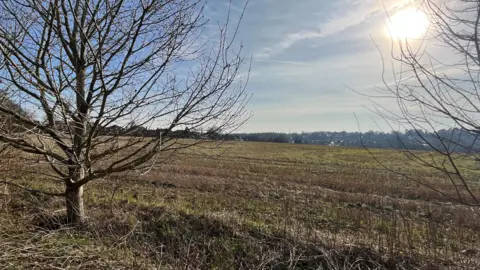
[0,141,478,269]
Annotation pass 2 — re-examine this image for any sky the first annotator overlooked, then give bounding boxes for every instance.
[202,0,451,133]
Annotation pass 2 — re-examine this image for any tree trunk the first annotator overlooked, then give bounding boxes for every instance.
[66,185,85,224]
[66,166,86,224]
[65,60,87,225]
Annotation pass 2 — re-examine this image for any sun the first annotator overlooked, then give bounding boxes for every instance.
[385,7,429,39]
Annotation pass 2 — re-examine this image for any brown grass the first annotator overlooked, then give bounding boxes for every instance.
[0,141,479,269]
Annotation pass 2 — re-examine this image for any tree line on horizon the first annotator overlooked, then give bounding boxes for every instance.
[231,129,480,152]
[1,95,476,152]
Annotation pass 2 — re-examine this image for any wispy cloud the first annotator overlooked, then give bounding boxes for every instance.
[253,0,382,60]
[252,0,421,61]
[254,30,323,59]
[198,0,451,132]
[254,59,309,66]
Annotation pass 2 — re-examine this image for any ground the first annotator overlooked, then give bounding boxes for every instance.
[0,141,479,269]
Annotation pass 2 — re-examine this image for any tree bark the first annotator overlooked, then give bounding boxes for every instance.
[66,166,86,224]
[66,185,85,224]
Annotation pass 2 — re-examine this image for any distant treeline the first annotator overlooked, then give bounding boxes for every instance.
[1,94,477,151]
[231,129,480,152]
[50,125,480,152]
[96,125,237,140]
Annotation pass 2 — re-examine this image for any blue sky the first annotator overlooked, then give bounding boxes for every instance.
[202,0,438,133]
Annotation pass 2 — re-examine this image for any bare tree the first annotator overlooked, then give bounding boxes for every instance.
[0,0,250,224]
[366,0,480,208]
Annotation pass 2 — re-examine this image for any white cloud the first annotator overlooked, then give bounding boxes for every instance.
[254,30,323,59]
[253,0,378,59]
[201,0,462,132]
[254,59,309,66]
[252,0,423,60]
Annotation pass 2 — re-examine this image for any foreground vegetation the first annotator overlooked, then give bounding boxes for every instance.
[0,141,479,269]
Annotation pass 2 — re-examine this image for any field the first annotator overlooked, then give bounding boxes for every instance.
[0,141,479,269]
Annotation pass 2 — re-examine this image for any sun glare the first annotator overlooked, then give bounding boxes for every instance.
[386,7,429,39]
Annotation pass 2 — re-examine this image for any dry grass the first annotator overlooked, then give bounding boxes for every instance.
[0,141,479,269]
